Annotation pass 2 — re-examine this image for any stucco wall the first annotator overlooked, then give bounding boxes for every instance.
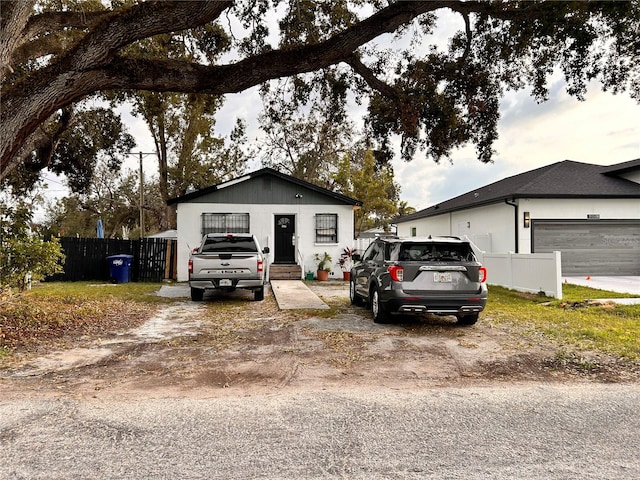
[176,202,356,281]
[397,202,515,253]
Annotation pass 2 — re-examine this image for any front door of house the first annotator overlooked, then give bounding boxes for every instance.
[274,215,296,264]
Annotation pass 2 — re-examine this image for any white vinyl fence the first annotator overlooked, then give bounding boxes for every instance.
[354,237,374,253]
[477,251,563,299]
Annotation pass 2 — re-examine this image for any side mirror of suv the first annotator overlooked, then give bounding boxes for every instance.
[263,247,270,254]
[352,253,361,262]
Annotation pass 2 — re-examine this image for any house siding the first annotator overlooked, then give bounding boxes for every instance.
[185,175,341,205]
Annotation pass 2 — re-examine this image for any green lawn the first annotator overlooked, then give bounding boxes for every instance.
[485,284,640,359]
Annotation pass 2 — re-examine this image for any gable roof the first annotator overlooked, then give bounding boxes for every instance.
[600,158,640,176]
[167,167,362,206]
[397,159,640,223]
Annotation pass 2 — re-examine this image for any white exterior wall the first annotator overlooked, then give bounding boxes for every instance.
[176,202,356,281]
[397,203,515,253]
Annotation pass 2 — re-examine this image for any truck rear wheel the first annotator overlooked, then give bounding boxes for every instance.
[190,287,204,301]
[254,286,265,301]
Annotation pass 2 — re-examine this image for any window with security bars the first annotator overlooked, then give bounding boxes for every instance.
[201,213,249,234]
[315,214,337,243]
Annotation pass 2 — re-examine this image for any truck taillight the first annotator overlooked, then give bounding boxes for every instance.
[257,258,264,273]
[387,265,403,282]
[479,266,487,283]
[188,260,193,275]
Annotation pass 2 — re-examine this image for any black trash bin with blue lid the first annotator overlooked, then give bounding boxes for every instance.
[106,254,134,283]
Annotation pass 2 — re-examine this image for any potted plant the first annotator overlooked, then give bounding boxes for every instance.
[313,252,332,281]
[337,247,357,281]
[305,270,315,281]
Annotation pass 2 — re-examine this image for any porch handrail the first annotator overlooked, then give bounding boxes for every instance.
[296,235,305,278]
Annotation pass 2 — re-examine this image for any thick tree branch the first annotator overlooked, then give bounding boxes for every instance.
[345,55,399,101]
[88,1,443,94]
[0,0,36,80]
[63,1,232,71]
[460,11,472,63]
[22,10,111,42]
[1,0,632,178]
[1,1,233,177]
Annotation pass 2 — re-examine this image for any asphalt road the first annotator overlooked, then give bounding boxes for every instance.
[2,383,639,479]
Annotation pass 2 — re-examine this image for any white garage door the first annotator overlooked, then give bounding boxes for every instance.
[532,221,640,276]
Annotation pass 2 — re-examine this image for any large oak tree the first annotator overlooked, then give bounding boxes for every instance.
[1,0,638,183]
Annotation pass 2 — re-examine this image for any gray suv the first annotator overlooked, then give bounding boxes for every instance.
[350,236,487,325]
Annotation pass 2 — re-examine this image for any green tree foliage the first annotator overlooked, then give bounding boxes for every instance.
[2,1,639,182]
[334,149,400,237]
[42,161,163,239]
[116,27,247,229]
[0,201,64,291]
[397,201,416,219]
[3,105,135,195]
[168,115,250,198]
[259,82,353,187]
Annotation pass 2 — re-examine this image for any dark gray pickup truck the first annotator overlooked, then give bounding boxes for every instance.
[188,233,269,301]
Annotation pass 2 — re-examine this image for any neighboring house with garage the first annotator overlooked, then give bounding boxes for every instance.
[396,159,640,276]
[168,167,362,282]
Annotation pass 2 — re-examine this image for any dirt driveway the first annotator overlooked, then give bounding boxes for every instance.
[2,282,638,399]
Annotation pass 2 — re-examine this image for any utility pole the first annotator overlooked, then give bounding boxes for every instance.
[126,151,156,239]
[139,152,144,237]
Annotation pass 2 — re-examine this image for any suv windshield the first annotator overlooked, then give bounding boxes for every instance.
[202,236,257,253]
[395,242,476,262]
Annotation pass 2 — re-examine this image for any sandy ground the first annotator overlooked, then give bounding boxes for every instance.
[1,282,638,400]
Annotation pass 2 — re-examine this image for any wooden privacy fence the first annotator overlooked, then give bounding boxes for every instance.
[49,237,177,282]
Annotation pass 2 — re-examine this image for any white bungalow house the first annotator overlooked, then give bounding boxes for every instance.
[168,167,362,282]
[396,159,640,276]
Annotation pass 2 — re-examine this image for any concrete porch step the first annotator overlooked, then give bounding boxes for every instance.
[269,264,302,280]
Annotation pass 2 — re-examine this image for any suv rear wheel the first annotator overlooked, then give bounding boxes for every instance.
[456,313,478,325]
[371,287,389,323]
[349,279,363,306]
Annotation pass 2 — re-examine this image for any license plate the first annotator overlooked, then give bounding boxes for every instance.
[434,272,452,283]
[219,279,232,287]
